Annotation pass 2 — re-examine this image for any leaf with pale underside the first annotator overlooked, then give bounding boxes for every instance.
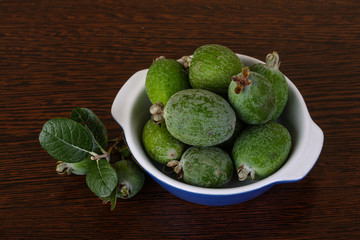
[86,159,118,198]
[39,118,94,163]
[70,107,108,153]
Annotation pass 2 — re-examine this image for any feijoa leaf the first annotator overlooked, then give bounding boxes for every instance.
[86,159,118,198]
[101,188,118,211]
[70,107,107,152]
[39,118,94,163]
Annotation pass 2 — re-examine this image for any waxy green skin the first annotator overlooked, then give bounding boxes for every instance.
[189,44,243,95]
[180,146,234,188]
[164,89,236,146]
[113,160,145,199]
[145,58,190,106]
[232,122,292,180]
[228,71,276,125]
[250,52,288,120]
[142,119,186,165]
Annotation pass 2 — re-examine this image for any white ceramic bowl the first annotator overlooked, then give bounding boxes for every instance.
[111,54,324,206]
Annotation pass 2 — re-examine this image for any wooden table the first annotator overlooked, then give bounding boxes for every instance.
[1,0,359,239]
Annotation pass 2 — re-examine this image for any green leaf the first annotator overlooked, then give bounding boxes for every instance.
[39,118,94,163]
[86,159,118,198]
[101,188,118,211]
[71,108,107,153]
[119,147,130,159]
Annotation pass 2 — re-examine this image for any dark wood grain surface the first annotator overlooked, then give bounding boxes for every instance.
[1,0,359,239]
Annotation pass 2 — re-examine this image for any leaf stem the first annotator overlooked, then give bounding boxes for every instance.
[91,152,110,161]
[90,133,128,162]
[107,136,122,156]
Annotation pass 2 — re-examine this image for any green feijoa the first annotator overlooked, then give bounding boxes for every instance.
[56,157,92,175]
[142,118,186,165]
[188,44,243,95]
[113,160,145,199]
[232,122,292,181]
[228,67,276,125]
[168,146,234,188]
[145,57,190,106]
[152,88,236,146]
[250,51,288,120]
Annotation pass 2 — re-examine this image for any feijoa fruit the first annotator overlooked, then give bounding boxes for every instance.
[151,88,236,146]
[187,44,243,95]
[142,118,186,165]
[56,157,92,175]
[113,160,145,199]
[168,146,234,188]
[232,121,292,181]
[228,67,276,125]
[250,51,288,120]
[145,57,190,106]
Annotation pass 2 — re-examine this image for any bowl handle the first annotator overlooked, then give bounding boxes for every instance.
[283,121,324,182]
[111,69,148,129]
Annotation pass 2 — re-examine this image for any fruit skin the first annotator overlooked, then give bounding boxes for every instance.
[189,44,243,95]
[163,88,236,146]
[145,58,190,106]
[180,146,234,188]
[113,160,145,199]
[250,51,288,120]
[232,121,292,181]
[228,67,276,125]
[142,119,186,165]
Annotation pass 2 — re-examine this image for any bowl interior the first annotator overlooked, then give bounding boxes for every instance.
[120,54,309,195]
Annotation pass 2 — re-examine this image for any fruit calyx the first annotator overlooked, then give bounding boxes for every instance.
[232,67,252,94]
[154,56,166,62]
[167,160,183,179]
[118,183,132,199]
[237,164,255,181]
[265,51,281,69]
[177,55,192,68]
[56,161,72,175]
[150,102,165,124]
